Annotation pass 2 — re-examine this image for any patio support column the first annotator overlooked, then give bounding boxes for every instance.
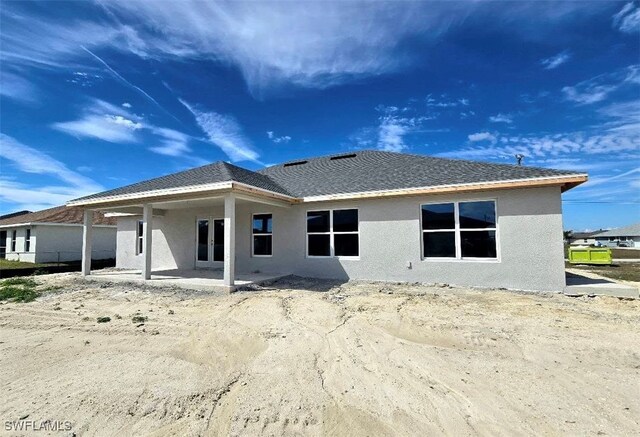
[142,203,153,280]
[223,193,235,290]
[81,209,93,276]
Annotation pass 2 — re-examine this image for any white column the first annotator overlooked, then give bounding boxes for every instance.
[223,193,235,289]
[81,210,93,276]
[142,203,153,280]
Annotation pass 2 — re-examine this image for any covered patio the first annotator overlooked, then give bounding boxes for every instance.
[70,175,297,292]
[85,269,288,292]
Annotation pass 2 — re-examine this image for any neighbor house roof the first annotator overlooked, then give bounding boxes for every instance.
[0,206,116,227]
[570,230,604,239]
[68,150,587,206]
[594,223,640,238]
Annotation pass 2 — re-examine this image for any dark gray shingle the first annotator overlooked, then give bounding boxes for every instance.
[71,150,584,203]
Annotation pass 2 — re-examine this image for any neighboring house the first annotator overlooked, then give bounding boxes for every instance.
[594,223,640,248]
[0,206,117,263]
[567,230,604,246]
[68,150,587,292]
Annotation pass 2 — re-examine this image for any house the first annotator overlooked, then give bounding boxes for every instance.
[0,206,117,263]
[67,150,587,292]
[594,223,640,248]
[567,230,604,246]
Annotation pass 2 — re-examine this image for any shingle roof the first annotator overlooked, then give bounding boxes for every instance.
[593,223,640,238]
[0,206,116,226]
[70,150,585,204]
[258,150,583,197]
[73,161,294,202]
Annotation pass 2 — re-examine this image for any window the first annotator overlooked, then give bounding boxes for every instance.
[421,200,497,260]
[25,229,31,252]
[252,214,273,256]
[136,220,143,255]
[10,230,17,252]
[307,209,359,257]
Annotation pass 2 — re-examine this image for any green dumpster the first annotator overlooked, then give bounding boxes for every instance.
[568,247,612,265]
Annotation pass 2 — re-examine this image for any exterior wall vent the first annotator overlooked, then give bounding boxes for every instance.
[329,153,357,161]
[283,160,308,167]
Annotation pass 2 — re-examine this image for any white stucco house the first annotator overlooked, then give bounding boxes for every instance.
[594,223,640,248]
[0,206,117,263]
[67,150,587,292]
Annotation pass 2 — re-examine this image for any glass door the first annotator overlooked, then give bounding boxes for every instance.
[195,217,224,268]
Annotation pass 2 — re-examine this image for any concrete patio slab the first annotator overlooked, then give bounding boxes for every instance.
[86,269,289,292]
[565,270,639,299]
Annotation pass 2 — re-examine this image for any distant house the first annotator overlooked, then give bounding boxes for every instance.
[68,150,588,292]
[567,230,604,246]
[594,223,640,248]
[0,206,117,263]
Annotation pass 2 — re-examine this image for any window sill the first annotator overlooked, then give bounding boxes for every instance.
[252,254,273,258]
[306,255,360,260]
[422,257,500,263]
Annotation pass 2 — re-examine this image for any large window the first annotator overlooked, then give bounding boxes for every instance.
[252,213,273,256]
[307,209,359,257]
[136,220,143,255]
[421,200,497,259]
[25,229,31,252]
[10,230,17,252]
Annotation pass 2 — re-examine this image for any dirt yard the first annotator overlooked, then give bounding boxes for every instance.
[1,274,639,436]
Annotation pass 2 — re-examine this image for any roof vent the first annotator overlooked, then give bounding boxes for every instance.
[329,153,357,161]
[283,160,308,167]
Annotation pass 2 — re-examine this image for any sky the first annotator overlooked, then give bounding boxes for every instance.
[0,1,638,231]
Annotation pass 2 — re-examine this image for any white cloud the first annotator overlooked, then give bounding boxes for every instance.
[562,65,640,104]
[378,117,410,152]
[53,99,194,158]
[613,2,640,33]
[122,102,132,108]
[1,2,608,95]
[541,51,571,70]
[266,131,291,144]
[0,71,37,103]
[488,113,513,124]
[468,132,497,143]
[0,133,104,209]
[374,104,436,152]
[179,99,260,163]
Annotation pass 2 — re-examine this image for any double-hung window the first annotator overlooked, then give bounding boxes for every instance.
[25,229,31,252]
[10,230,17,252]
[421,200,497,260]
[307,209,359,257]
[252,213,273,256]
[136,220,143,255]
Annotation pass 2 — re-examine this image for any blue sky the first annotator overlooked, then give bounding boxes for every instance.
[0,1,638,231]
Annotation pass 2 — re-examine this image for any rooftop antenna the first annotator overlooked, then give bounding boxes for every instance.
[515,154,525,166]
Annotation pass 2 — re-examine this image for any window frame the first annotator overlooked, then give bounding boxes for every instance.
[251,212,273,257]
[10,230,17,252]
[136,220,144,255]
[25,228,31,252]
[306,208,360,259]
[420,199,499,262]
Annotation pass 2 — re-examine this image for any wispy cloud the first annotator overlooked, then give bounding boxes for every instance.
[0,133,104,209]
[53,99,194,158]
[541,51,571,70]
[375,104,436,152]
[562,65,640,104]
[0,71,37,103]
[488,113,513,124]
[468,132,497,144]
[179,99,260,163]
[52,100,143,143]
[613,2,640,33]
[1,2,608,96]
[266,131,292,144]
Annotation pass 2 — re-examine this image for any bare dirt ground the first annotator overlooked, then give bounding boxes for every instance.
[1,274,639,436]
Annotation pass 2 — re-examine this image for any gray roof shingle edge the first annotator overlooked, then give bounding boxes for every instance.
[70,150,586,204]
[593,223,640,238]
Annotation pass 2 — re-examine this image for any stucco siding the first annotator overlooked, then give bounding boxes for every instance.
[34,225,116,263]
[115,186,566,292]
